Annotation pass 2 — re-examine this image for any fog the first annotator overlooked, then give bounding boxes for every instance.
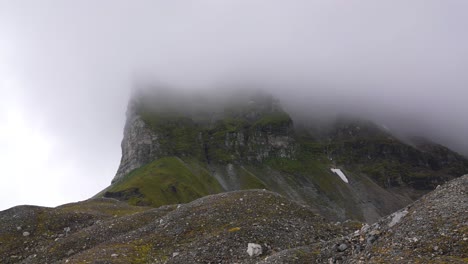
[1,0,467,210]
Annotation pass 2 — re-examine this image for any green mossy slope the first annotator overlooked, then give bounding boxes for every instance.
[102,95,468,222]
[104,157,223,206]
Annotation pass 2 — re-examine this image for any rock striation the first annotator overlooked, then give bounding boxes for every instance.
[102,90,468,223]
[113,91,297,183]
[114,114,159,182]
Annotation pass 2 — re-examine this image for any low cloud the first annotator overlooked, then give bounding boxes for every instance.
[0,0,467,209]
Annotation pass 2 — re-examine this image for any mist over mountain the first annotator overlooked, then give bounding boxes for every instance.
[127,83,468,159]
[1,0,468,216]
[85,86,467,225]
[2,2,468,262]
[2,85,467,262]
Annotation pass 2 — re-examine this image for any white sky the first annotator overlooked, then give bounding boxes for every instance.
[1,0,467,210]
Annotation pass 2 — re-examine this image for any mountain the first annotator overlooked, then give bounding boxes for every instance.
[96,89,468,223]
[1,88,467,263]
[1,175,466,263]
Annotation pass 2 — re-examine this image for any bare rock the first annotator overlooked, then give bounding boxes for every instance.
[247,243,263,257]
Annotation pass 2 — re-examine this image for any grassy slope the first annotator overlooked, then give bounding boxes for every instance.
[99,111,370,220]
[105,157,223,206]
[100,110,296,208]
[99,106,468,222]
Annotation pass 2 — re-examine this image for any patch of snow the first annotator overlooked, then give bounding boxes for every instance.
[330,168,349,183]
[388,209,408,227]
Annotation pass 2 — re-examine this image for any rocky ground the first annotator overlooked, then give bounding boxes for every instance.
[262,174,468,263]
[1,175,466,263]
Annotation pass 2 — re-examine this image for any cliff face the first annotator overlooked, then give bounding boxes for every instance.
[114,115,159,182]
[113,93,297,183]
[101,91,468,223]
[313,119,468,191]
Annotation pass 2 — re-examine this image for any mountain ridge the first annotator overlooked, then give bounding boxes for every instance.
[98,90,468,223]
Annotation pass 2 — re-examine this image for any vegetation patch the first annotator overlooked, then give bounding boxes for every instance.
[104,157,223,207]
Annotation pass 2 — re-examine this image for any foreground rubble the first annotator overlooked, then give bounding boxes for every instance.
[1,175,466,263]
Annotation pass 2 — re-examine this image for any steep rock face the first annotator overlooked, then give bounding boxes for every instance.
[113,94,297,183]
[103,91,468,223]
[114,115,160,182]
[317,120,468,191]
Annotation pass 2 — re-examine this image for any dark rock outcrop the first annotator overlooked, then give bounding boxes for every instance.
[103,90,468,223]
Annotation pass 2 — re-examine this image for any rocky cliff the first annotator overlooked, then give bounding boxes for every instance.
[113,92,296,183]
[98,90,468,223]
[2,89,466,263]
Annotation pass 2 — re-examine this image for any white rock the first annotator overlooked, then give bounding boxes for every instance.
[64,227,71,237]
[389,210,408,227]
[247,243,262,257]
[111,253,119,257]
[360,223,370,233]
[172,252,179,257]
[22,232,30,237]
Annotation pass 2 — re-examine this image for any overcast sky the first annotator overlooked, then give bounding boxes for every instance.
[1,1,467,210]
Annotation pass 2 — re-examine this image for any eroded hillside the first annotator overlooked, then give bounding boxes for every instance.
[1,175,466,263]
[97,90,468,223]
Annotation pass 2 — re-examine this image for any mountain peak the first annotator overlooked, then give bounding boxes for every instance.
[97,90,468,223]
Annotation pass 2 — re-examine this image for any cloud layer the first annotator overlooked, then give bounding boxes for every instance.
[1,0,467,209]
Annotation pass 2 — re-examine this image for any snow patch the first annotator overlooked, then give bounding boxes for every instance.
[330,168,349,183]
